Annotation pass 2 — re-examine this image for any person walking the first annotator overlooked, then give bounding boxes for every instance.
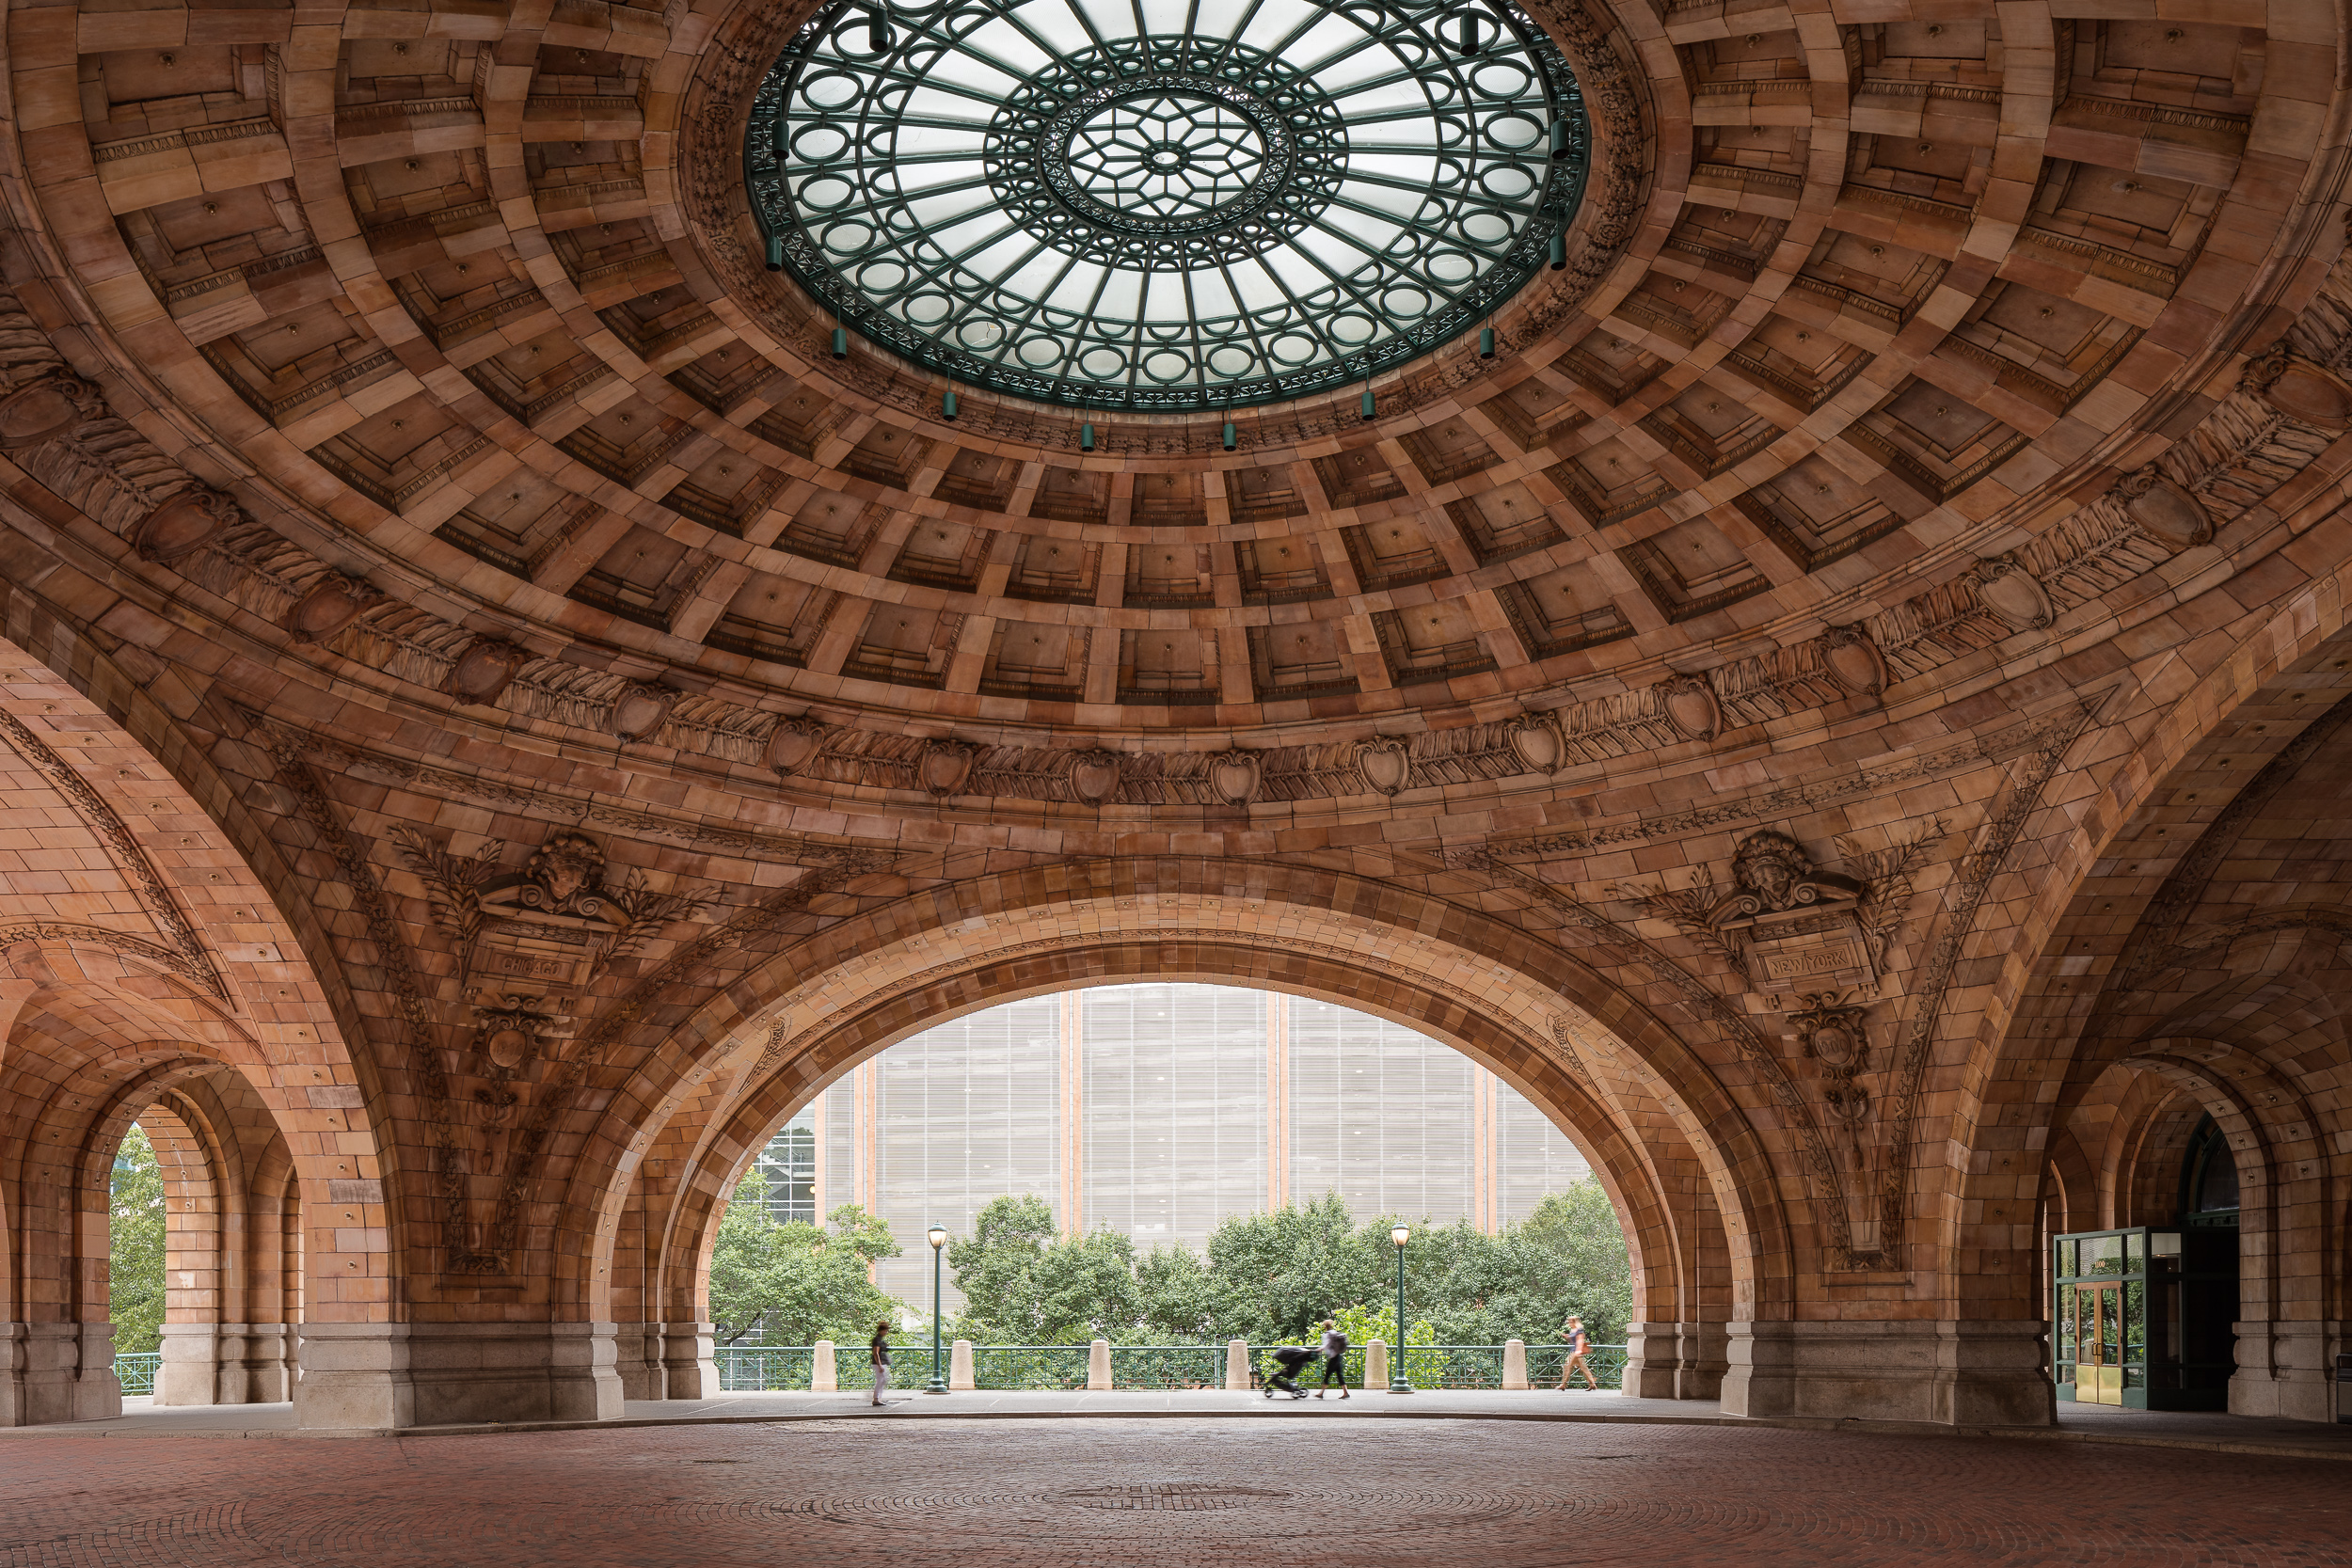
[1314,1319,1351,1400]
[1555,1314,1598,1391]
[868,1319,896,1406]
[1264,1343,1315,1399]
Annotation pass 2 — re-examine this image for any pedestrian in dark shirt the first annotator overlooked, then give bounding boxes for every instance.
[1314,1319,1351,1399]
[868,1320,896,1406]
[1555,1314,1598,1391]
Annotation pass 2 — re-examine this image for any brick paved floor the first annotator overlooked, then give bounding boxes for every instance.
[2,1417,2345,1567]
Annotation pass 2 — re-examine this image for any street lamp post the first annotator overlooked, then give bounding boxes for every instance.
[1389,1223,1413,1394]
[926,1226,949,1394]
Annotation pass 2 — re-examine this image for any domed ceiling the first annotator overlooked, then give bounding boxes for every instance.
[1,0,2338,814]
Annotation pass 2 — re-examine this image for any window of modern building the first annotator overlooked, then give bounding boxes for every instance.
[755,982,1593,1311]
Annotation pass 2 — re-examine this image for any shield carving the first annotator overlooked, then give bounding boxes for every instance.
[1820,626,1886,699]
[1659,673,1720,743]
[609,683,679,744]
[1508,717,1562,774]
[134,487,240,563]
[1069,749,1122,806]
[2115,468,2213,552]
[443,638,532,706]
[0,374,98,449]
[1209,750,1261,806]
[1357,737,1412,797]
[284,574,380,644]
[2244,347,2352,430]
[919,740,976,798]
[763,719,826,775]
[1966,555,2054,632]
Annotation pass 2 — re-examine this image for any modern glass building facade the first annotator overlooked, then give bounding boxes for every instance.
[749,983,1592,1313]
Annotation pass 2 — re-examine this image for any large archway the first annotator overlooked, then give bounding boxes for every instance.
[586,880,1796,1413]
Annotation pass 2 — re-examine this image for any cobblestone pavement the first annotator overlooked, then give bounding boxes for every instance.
[2,1417,2345,1567]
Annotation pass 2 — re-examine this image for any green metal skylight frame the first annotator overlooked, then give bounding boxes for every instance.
[746,0,1590,412]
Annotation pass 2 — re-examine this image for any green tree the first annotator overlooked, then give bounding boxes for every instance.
[939,1180,1631,1354]
[108,1125,166,1354]
[1184,1194,1391,1343]
[946,1195,1142,1343]
[707,1169,903,1344]
[1510,1180,1633,1345]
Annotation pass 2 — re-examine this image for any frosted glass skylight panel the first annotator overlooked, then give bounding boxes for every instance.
[746,0,1589,410]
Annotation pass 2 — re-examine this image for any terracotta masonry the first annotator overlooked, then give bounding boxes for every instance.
[0,0,2344,1440]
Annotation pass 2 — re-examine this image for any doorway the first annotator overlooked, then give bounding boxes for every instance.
[2072,1283,2122,1405]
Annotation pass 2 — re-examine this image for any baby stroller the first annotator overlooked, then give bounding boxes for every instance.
[1264,1345,1318,1399]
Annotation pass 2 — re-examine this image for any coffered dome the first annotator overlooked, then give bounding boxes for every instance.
[3,0,2336,813]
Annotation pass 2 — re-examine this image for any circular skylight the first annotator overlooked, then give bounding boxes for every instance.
[746,0,1589,412]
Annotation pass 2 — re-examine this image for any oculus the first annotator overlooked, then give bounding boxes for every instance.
[746,0,1588,411]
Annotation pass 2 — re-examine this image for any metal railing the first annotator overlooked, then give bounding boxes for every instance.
[711,1343,1629,1393]
[1526,1343,1629,1390]
[114,1352,161,1395]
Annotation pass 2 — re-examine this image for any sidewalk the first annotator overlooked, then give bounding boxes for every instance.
[8,1386,2351,1462]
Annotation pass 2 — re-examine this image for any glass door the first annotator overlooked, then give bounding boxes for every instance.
[2075,1284,2122,1404]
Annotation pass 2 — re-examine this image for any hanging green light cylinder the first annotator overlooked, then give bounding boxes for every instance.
[1080,422,1096,452]
[942,389,958,421]
[1360,388,1376,421]
[1549,232,1567,271]
[772,117,790,157]
[1222,421,1237,451]
[1479,327,1496,359]
[765,234,785,272]
[1549,119,1571,161]
[831,327,849,360]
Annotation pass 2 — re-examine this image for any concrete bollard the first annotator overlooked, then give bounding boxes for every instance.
[1364,1338,1388,1389]
[1503,1338,1528,1390]
[812,1339,836,1392]
[1088,1338,1111,1390]
[949,1339,975,1391]
[1225,1338,1251,1391]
